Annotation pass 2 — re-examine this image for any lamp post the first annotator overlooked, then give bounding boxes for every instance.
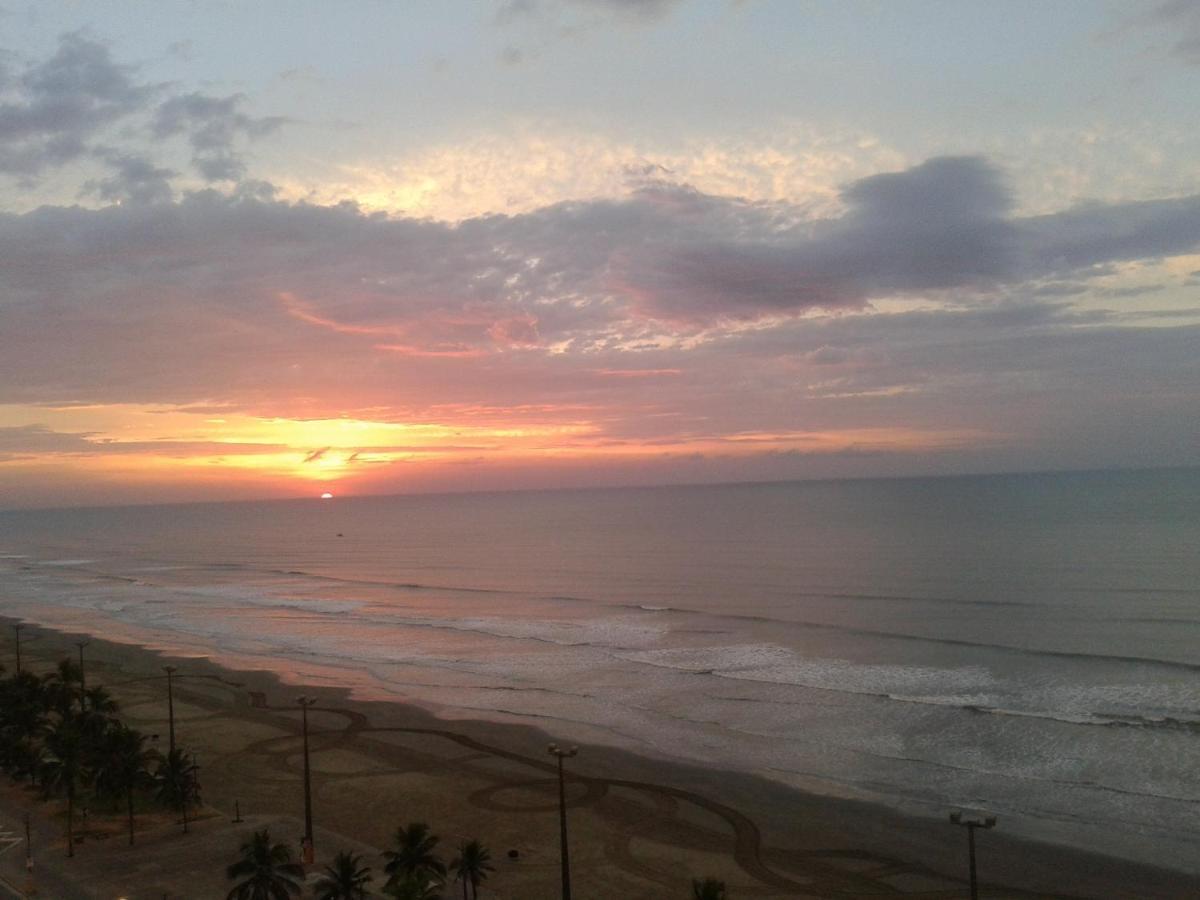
[298,696,317,864]
[949,810,995,900]
[162,666,177,755]
[547,743,579,900]
[13,623,23,675]
[23,811,33,894]
[75,640,89,708]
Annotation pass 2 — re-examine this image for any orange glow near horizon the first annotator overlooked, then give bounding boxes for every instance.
[0,400,999,506]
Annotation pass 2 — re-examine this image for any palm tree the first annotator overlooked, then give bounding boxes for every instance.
[312,850,372,899]
[90,723,158,845]
[0,670,47,783]
[383,876,443,900]
[155,747,200,832]
[383,822,446,891]
[42,659,84,718]
[450,840,493,900]
[226,829,307,900]
[82,684,119,720]
[40,720,85,857]
[692,877,728,899]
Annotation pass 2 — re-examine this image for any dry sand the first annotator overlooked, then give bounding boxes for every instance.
[0,620,1196,899]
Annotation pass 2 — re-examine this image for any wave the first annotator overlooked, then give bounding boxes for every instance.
[891,697,1200,732]
[614,606,1200,675]
[19,555,1200,676]
[267,568,512,596]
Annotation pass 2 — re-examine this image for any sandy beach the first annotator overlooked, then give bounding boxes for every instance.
[0,619,1196,900]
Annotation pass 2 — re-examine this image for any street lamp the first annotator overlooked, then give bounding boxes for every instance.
[75,640,89,707]
[23,811,33,894]
[297,696,317,864]
[949,810,995,900]
[547,743,579,900]
[162,666,178,755]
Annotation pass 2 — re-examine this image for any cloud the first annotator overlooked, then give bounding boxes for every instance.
[304,126,900,221]
[625,158,1017,320]
[0,32,155,175]
[1133,0,1200,65]
[0,34,285,194]
[497,0,683,24]
[0,423,97,457]
[570,0,684,20]
[151,92,286,182]
[0,155,1198,482]
[0,423,290,461]
[83,150,176,205]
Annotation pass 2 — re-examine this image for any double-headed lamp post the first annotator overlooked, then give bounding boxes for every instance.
[547,743,579,900]
[949,810,996,900]
[162,666,178,755]
[297,696,317,864]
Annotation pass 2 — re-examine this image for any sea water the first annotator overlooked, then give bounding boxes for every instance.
[1,469,1198,870]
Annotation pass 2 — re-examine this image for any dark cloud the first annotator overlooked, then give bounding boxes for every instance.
[1135,0,1200,65]
[624,156,1199,322]
[570,0,684,20]
[0,35,285,188]
[84,150,175,205]
[1023,193,1200,270]
[0,424,97,457]
[0,424,291,461]
[0,32,154,175]
[151,92,286,182]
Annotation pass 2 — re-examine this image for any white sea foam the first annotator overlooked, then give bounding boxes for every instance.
[617,644,996,697]
[419,615,665,648]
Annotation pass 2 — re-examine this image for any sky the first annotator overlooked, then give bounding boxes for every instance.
[0,0,1198,508]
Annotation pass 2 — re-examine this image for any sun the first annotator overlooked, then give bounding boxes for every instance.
[320,492,334,500]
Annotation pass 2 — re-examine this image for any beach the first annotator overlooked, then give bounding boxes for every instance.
[1,621,1196,900]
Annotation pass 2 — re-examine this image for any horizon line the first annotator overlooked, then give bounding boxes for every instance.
[1,462,1195,516]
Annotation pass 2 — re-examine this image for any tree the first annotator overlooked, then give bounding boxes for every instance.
[81,684,119,721]
[692,877,728,899]
[90,723,158,845]
[383,876,443,900]
[42,659,84,719]
[0,670,48,783]
[383,822,446,891]
[155,747,200,832]
[450,840,493,900]
[312,850,372,900]
[225,829,306,900]
[40,720,85,857]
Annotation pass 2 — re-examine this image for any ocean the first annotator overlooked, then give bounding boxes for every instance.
[1,468,1198,871]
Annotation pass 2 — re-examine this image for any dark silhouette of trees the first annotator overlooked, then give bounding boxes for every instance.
[312,849,373,899]
[692,876,728,899]
[450,839,493,900]
[91,723,159,844]
[155,747,201,832]
[383,822,446,893]
[225,828,306,900]
[39,719,85,856]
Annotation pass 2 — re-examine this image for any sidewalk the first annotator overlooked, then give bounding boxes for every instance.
[0,794,90,900]
[0,792,382,900]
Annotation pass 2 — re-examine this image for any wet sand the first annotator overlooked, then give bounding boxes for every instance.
[1,619,1197,899]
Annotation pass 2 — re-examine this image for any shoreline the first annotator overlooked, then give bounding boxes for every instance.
[1,615,1197,898]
